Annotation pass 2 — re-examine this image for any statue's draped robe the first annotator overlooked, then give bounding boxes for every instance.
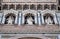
[7,16,14,24]
[27,17,33,25]
[45,17,53,24]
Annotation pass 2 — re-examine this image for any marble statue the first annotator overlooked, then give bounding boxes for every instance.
[45,17,53,24]
[7,16,14,24]
[27,17,34,25]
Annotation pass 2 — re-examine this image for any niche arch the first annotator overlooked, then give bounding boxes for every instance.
[5,13,16,24]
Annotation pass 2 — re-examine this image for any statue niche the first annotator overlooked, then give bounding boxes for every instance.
[7,16,14,24]
[24,13,35,25]
[44,13,55,25]
[5,13,15,24]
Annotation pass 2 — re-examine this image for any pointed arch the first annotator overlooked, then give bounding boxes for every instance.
[43,13,55,24]
[24,13,35,25]
[5,13,16,24]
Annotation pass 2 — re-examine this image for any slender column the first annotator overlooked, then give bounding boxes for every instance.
[35,14,37,24]
[22,14,25,25]
[41,14,44,24]
[36,5,37,10]
[38,13,41,25]
[50,5,51,10]
[18,13,22,25]
[1,5,3,10]
[2,14,5,24]
[0,13,2,24]
[29,5,30,10]
[15,14,18,24]
[54,15,58,24]
[15,5,16,10]
[22,5,23,11]
[42,5,44,10]
[8,5,9,10]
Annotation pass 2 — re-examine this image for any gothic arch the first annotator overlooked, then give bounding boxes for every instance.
[24,13,35,24]
[22,10,38,25]
[43,13,55,24]
[43,13,54,17]
[5,13,16,24]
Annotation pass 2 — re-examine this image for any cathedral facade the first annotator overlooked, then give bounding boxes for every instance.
[0,0,60,39]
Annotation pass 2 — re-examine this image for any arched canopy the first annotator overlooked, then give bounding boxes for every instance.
[43,13,55,24]
[24,13,34,17]
[5,13,16,24]
[43,13,53,17]
[22,9,37,15]
[5,13,16,18]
